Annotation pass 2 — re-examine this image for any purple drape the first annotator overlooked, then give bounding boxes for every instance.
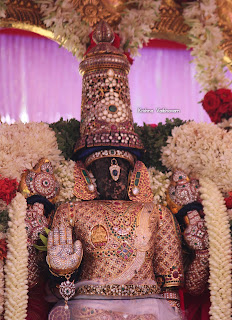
[0,33,211,124]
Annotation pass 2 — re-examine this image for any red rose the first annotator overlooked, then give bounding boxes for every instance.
[216,88,232,103]
[150,124,158,128]
[0,177,18,205]
[209,112,221,124]
[222,102,232,116]
[225,195,232,209]
[0,238,7,260]
[202,91,220,114]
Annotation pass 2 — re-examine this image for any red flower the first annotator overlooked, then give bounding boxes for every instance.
[0,238,7,260]
[124,52,134,65]
[202,91,220,114]
[225,195,232,209]
[0,177,18,205]
[216,88,232,103]
[150,124,158,128]
[112,33,120,49]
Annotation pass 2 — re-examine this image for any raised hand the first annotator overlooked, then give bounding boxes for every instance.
[47,224,83,276]
[183,210,208,250]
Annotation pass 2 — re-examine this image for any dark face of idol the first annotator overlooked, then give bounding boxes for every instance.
[88,157,131,200]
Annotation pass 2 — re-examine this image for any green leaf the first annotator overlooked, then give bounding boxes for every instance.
[39,234,48,246]
[44,227,50,235]
[33,244,47,252]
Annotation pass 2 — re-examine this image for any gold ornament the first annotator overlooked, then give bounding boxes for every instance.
[109,158,120,181]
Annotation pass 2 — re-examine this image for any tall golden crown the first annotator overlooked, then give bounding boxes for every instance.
[74,21,143,160]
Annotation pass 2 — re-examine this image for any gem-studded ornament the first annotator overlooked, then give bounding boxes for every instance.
[19,158,60,203]
[109,158,120,181]
[59,275,76,310]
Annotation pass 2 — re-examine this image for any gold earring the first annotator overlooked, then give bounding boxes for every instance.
[109,158,120,181]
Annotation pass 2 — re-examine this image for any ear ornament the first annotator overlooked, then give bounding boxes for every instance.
[74,161,98,200]
[128,161,153,202]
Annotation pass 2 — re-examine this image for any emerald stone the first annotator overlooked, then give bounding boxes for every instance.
[109,105,117,112]
[82,170,88,176]
[136,172,141,178]
[134,179,139,186]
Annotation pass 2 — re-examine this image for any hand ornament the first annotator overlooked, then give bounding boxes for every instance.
[183,210,208,250]
[47,224,83,276]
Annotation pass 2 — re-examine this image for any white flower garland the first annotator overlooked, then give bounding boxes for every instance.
[4,193,28,320]
[0,232,5,318]
[37,0,91,60]
[117,0,161,57]
[148,167,171,205]
[0,260,4,318]
[183,0,231,92]
[0,122,63,182]
[37,0,161,59]
[199,177,231,320]
[217,116,232,131]
[161,121,232,192]
[54,160,76,202]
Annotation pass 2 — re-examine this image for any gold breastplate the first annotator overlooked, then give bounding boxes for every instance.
[69,200,159,284]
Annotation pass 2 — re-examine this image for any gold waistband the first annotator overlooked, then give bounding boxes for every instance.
[76,284,161,297]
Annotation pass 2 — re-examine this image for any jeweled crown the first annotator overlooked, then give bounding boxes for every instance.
[74,20,143,161]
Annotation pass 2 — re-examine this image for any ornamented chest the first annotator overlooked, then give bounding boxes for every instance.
[72,200,157,261]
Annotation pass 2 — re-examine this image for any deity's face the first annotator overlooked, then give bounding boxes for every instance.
[88,157,131,200]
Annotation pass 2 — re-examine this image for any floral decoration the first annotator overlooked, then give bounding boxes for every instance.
[0,238,7,260]
[0,260,4,317]
[200,177,231,320]
[183,0,231,93]
[54,160,76,202]
[37,0,91,60]
[0,176,18,205]
[37,0,161,59]
[0,0,6,18]
[225,193,232,209]
[0,122,63,182]
[116,0,161,57]
[202,89,232,124]
[148,167,171,205]
[4,192,28,320]
[0,232,6,318]
[161,121,232,192]
[217,116,232,131]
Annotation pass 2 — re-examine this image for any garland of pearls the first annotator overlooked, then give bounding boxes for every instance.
[200,177,231,320]
[183,0,231,92]
[4,193,28,320]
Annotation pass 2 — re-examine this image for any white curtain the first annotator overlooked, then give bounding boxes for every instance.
[0,32,211,124]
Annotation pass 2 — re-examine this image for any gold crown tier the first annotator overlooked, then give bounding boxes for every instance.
[74,21,143,154]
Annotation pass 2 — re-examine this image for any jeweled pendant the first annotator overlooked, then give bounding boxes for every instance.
[109,158,120,181]
[59,279,75,310]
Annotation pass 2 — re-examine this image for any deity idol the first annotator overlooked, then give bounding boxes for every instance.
[46,21,209,320]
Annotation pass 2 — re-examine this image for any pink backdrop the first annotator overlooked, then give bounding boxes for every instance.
[0,32,211,124]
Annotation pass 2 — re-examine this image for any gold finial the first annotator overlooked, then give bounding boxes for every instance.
[92,20,115,44]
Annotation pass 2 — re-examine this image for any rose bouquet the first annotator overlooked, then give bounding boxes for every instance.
[202,88,232,124]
